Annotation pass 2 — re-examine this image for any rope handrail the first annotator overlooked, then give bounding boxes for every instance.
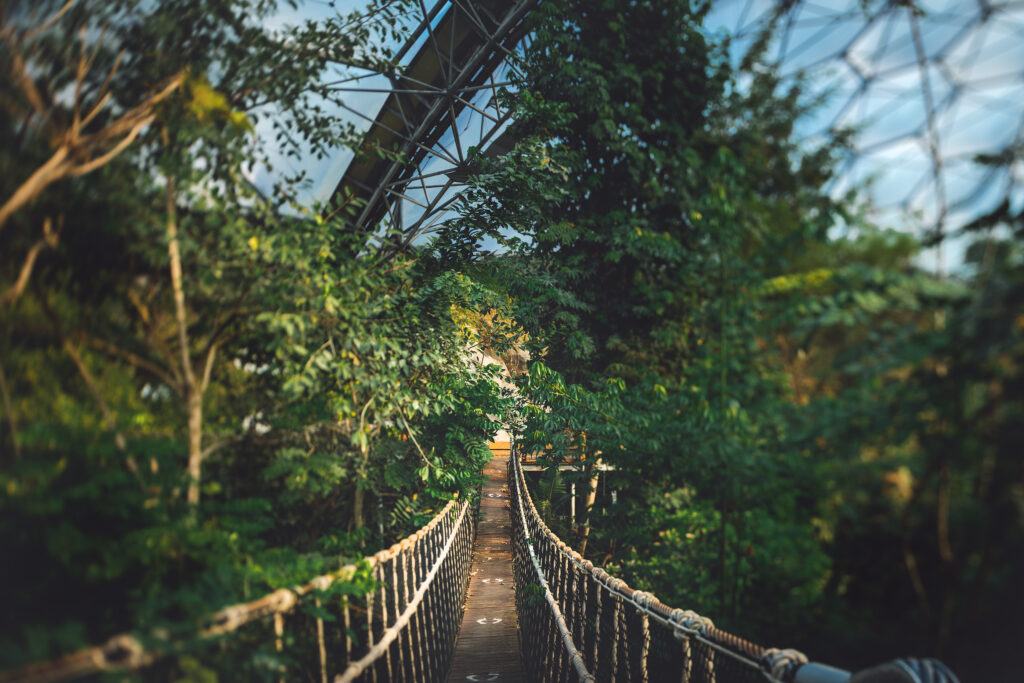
[335,497,470,682]
[508,445,811,683]
[2,496,476,683]
[509,445,594,683]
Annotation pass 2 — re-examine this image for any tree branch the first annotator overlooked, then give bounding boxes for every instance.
[22,0,78,41]
[78,333,179,392]
[0,146,69,231]
[69,114,154,176]
[200,342,217,395]
[397,403,436,471]
[0,70,183,233]
[0,363,20,459]
[0,216,59,309]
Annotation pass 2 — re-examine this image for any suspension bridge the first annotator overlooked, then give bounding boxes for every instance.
[0,0,989,678]
[1,441,958,683]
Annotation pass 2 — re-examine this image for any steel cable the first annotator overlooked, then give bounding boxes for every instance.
[4,496,476,683]
[509,447,810,683]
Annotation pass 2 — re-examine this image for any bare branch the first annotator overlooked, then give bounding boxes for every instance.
[126,287,151,326]
[79,333,179,393]
[397,403,435,471]
[71,28,88,137]
[0,71,183,233]
[23,0,78,41]
[0,363,20,459]
[4,31,50,119]
[199,432,244,461]
[69,113,153,176]
[200,342,217,395]
[0,216,59,309]
[0,145,68,230]
[80,50,124,128]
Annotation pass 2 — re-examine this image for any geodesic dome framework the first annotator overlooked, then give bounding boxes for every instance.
[326,1,1024,267]
[707,0,1024,270]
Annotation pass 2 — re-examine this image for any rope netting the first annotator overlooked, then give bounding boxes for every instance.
[2,497,476,683]
[509,448,810,683]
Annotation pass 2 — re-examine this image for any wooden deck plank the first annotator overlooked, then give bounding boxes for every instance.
[447,443,525,682]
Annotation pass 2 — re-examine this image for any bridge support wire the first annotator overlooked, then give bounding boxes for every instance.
[509,446,815,683]
[2,497,477,683]
[336,496,472,682]
[510,449,595,683]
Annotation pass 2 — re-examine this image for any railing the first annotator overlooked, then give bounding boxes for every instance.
[509,445,837,683]
[2,497,476,683]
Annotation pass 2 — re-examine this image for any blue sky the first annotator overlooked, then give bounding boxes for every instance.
[250,0,1024,269]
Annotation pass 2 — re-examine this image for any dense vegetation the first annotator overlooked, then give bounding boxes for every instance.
[1,0,1021,681]
[0,0,512,672]
[491,2,1023,680]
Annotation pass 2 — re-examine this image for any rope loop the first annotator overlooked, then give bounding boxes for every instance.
[668,608,713,635]
[631,590,655,610]
[763,648,809,681]
[101,634,145,669]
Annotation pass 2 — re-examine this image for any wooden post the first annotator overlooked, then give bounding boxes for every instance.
[577,457,601,557]
[570,482,576,526]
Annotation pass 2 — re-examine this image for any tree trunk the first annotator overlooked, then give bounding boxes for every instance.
[185,390,203,504]
[166,176,204,504]
[577,458,601,557]
[0,364,19,460]
[352,486,365,531]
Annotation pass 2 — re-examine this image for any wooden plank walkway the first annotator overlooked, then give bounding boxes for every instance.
[447,442,525,682]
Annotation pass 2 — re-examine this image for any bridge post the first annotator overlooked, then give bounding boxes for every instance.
[570,482,575,525]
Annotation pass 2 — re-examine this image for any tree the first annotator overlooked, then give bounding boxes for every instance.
[0,0,513,671]
[445,0,848,636]
[450,2,1023,677]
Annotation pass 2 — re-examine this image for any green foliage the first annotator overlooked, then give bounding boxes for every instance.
[2,0,1021,680]
[440,0,1023,679]
[0,0,512,673]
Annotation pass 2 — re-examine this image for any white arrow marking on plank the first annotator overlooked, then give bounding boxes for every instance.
[465,675,499,681]
[481,578,505,584]
[476,617,503,624]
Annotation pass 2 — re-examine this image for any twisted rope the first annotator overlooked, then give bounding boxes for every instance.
[509,453,595,683]
[509,447,812,683]
[334,499,471,682]
[3,496,474,683]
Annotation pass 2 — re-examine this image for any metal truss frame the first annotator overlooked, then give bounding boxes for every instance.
[328,0,535,248]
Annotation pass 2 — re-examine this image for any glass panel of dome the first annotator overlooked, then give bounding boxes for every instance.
[706,0,1023,270]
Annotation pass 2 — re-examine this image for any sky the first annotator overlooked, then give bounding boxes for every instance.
[705,0,1024,272]
[251,0,1024,270]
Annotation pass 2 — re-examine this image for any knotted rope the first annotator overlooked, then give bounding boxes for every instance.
[3,496,476,683]
[510,452,595,683]
[508,447,812,683]
[334,498,470,682]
